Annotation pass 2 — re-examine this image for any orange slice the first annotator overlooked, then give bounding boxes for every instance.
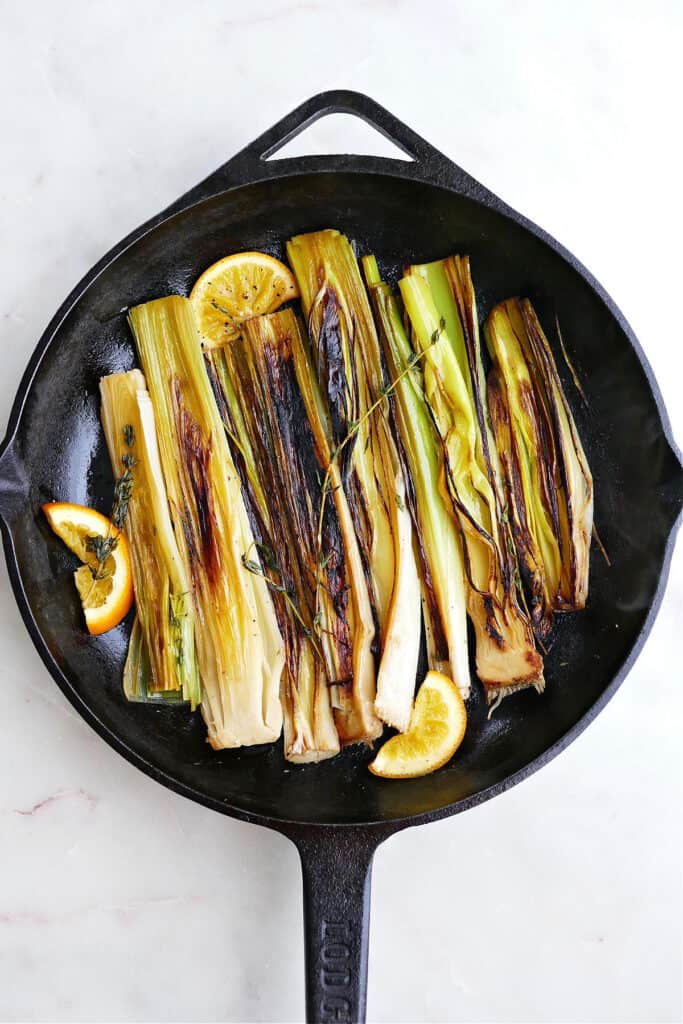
[190,251,299,349]
[42,502,134,635]
[369,671,467,779]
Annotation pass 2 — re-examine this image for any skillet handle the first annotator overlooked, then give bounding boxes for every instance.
[286,826,386,1024]
[168,90,497,211]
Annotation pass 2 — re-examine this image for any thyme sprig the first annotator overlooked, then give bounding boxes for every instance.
[241,542,326,663]
[85,424,137,583]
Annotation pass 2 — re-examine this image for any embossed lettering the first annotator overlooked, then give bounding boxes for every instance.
[321,997,351,1022]
[320,921,354,1023]
[322,943,351,962]
[322,921,350,942]
[322,968,351,988]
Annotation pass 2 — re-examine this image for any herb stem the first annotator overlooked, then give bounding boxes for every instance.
[85,424,137,591]
[241,544,326,664]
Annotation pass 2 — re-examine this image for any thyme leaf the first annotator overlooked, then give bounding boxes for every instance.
[255,542,279,573]
[86,423,137,583]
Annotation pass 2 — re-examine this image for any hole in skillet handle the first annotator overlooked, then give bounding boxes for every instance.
[263,112,415,163]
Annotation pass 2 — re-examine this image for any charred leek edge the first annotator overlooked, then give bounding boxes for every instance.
[123,615,188,704]
[128,297,284,749]
[279,305,381,744]
[400,258,544,704]
[483,305,564,641]
[287,231,399,620]
[100,370,201,708]
[363,256,471,702]
[287,229,421,733]
[514,300,593,609]
[206,317,339,764]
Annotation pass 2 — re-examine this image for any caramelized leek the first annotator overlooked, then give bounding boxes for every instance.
[485,300,592,618]
[363,255,471,699]
[206,315,340,763]
[288,229,421,732]
[484,309,562,638]
[100,370,201,707]
[128,297,284,749]
[276,307,381,743]
[400,257,544,705]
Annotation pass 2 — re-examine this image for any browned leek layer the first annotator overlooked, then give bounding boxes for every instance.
[485,299,593,627]
[99,370,200,707]
[280,308,381,744]
[363,254,471,701]
[213,308,380,746]
[207,312,340,763]
[128,297,284,749]
[287,229,421,733]
[400,256,544,705]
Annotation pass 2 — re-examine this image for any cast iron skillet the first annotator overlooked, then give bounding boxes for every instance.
[1,91,681,1023]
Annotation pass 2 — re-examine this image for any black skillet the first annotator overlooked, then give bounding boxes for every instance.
[1,91,681,1023]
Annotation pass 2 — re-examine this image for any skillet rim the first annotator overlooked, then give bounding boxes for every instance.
[0,160,681,833]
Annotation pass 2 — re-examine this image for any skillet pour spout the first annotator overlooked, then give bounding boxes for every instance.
[0,438,27,524]
[1,91,682,1024]
[661,442,683,523]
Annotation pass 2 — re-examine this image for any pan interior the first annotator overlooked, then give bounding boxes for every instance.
[8,172,679,824]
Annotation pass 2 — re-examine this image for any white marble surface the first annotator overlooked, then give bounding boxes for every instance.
[1,2,681,1022]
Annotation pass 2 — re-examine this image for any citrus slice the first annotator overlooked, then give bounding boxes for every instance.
[42,502,134,635]
[190,251,299,349]
[369,671,467,779]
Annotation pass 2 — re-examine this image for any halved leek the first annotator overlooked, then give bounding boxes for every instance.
[287,229,421,733]
[400,257,544,706]
[128,297,284,749]
[277,307,381,744]
[100,370,201,708]
[363,255,471,700]
[207,317,339,764]
[485,299,593,617]
[484,307,562,638]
